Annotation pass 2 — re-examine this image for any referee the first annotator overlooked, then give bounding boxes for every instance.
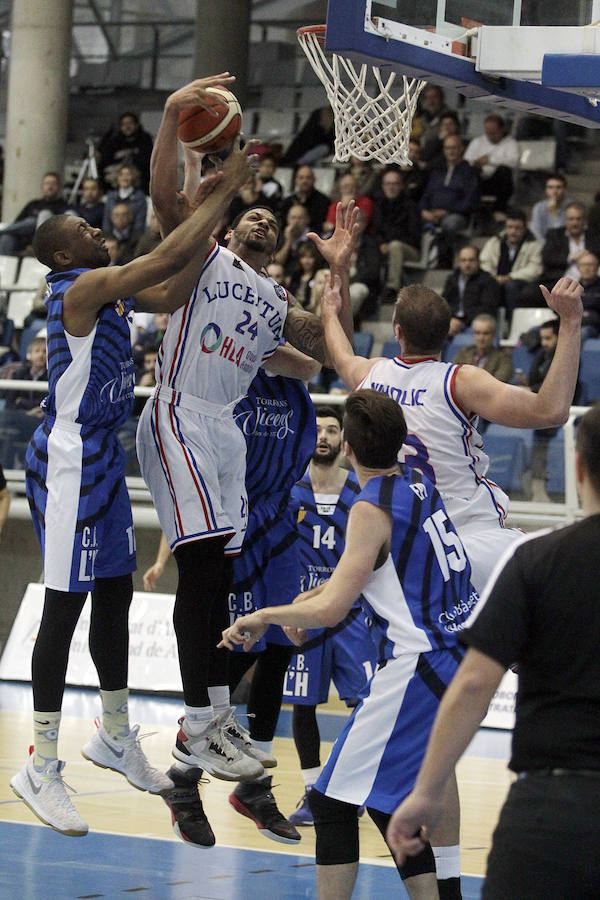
[387,403,600,899]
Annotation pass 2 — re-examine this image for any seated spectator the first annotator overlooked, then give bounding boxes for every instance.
[479,209,543,313]
[373,167,421,303]
[412,84,452,148]
[0,172,70,256]
[133,346,158,417]
[102,164,148,235]
[141,311,170,351]
[529,173,570,241]
[134,209,162,257]
[279,165,330,234]
[226,172,274,227]
[104,202,142,265]
[443,245,502,336]
[586,189,600,234]
[0,335,47,467]
[420,135,480,266]
[520,202,600,306]
[323,172,374,234]
[464,114,519,212]
[266,260,289,287]
[421,111,461,170]
[104,235,123,265]
[75,177,105,229]
[97,111,154,192]
[577,252,600,341]
[452,314,513,382]
[273,203,311,276]
[399,140,428,203]
[279,107,335,167]
[257,155,284,209]
[288,242,324,309]
[348,208,383,322]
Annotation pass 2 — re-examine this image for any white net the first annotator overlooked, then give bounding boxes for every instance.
[297,26,426,165]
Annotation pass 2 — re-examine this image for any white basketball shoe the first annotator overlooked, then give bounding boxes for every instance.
[172,716,264,781]
[82,722,173,794]
[219,707,277,768]
[10,754,88,837]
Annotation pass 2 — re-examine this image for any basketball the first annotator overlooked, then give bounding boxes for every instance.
[177,86,242,154]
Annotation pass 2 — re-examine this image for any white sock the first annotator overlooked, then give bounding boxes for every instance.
[302,766,321,787]
[251,739,273,755]
[184,704,214,735]
[432,845,461,879]
[172,759,202,776]
[207,685,230,713]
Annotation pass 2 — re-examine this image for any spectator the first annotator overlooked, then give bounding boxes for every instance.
[279,165,330,234]
[348,207,383,322]
[526,319,565,502]
[304,267,329,317]
[529,173,570,240]
[420,135,480,266]
[288,242,324,309]
[323,172,374,234]
[520,202,600,307]
[75,177,105,229]
[0,173,70,256]
[421,111,462,170]
[279,107,335,167]
[479,208,543,313]
[104,202,142,265]
[266,260,288,287]
[104,235,123,266]
[347,155,380,197]
[0,335,47,467]
[413,84,451,149]
[577,251,600,340]
[257,155,284,209]
[586,187,600,234]
[373,168,421,303]
[452,313,513,385]
[399,140,428,203]
[443,245,502,335]
[464,114,520,212]
[97,111,154,192]
[273,203,311,276]
[134,209,162,258]
[140,312,170,351]
[102,164,148,235]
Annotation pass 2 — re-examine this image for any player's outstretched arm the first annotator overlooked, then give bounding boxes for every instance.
[321,273,375,387]
[262,342,321,381]
[454,276,583,428]
[150,73,235,238]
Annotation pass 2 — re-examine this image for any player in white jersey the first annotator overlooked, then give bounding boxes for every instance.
[320,274,583,594]
[137,77,360,785]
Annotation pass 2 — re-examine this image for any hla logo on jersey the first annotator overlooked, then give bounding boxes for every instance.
[200,323,245,368]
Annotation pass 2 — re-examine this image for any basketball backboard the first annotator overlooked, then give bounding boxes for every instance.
[321,0,600,126]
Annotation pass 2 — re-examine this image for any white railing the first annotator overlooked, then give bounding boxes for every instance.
[0,377,588,530]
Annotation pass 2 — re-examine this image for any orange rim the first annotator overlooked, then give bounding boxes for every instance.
[297,24,326,45]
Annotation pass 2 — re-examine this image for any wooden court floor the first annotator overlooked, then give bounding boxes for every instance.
[0,684,510,898]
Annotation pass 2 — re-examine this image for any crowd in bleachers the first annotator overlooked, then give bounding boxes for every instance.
[1,84,599,500]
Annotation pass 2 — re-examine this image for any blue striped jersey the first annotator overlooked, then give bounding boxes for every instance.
[234,368,316,504]
[358,470,477,661]
[291,471,361,593]
[43,268,135,430]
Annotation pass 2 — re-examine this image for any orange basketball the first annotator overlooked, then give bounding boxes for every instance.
[177,86,242,154]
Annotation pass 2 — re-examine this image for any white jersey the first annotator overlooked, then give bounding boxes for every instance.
[359,355,507,521]
[156,241,288,407]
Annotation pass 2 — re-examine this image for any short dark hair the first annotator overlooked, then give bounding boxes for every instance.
[393,284,451,354]
[576,402,600,494]
[540,319,560,335]
[505,207,527,223]
[43,171,60,182]
[547,173,567,187]
[343,389,407,468]
[119,111,139,125]
[229,205,280,235]
[485,114,505,130]
[315,405,343,428]
[32,214,73,269]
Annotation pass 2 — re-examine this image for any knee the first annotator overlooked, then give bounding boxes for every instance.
[310,789,360,865]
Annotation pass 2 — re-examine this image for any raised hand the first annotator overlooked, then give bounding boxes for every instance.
[166,73,236,115]
[218,611,267,652]
[308,199,361,269]
[539,276,583,322]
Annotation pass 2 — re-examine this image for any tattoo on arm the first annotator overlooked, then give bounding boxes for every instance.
[283,307,326,364]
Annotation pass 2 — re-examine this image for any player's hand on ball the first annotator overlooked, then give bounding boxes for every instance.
[167,73,236,114]
[219,612,267,652]
[221,138,261,187]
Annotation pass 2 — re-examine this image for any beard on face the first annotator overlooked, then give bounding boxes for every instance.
[312,439,341,464]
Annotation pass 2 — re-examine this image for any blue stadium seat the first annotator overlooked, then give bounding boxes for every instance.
[381,340,399,359]
[19,319,46,360]
[442,330,474,363]
[545,429,565,496]
[511,344,536,381]
[483,424,531,493]
[353,331,374,358]
[579,347,600,404]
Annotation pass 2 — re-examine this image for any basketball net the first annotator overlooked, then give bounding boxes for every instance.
[297,25,425,165]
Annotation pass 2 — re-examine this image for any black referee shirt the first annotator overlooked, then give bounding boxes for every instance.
[461,516,600,773]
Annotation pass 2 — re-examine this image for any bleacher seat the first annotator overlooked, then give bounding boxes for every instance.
[511,343,536,381]
[545,429,565,496]
[518,139,556,172]
[442,330,474,363]
[312,167,338,197]
[381,340,399,359]
[274,166,294,193]
[578,346,600,404]
[0,254,19,288]
[13,257,49,290]
[484,424,532,493]
[255,109,297,143]
[19,319,47,359]
[353,331,374,358]
[7,290,37,329]
[502,308,558,347]
[0,317,14,356]
[403,231,436,274]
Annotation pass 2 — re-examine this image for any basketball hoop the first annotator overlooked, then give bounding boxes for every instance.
[297,25,425,165]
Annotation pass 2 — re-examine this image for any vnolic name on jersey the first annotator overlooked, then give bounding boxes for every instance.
[372,382,426,407]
